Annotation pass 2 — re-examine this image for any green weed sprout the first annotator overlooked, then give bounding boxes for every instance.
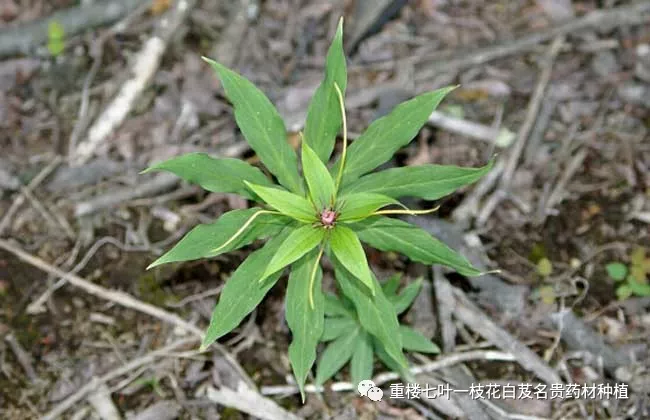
[143,18,493,401]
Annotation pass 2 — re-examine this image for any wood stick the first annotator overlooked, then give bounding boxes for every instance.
[451,286,563,386]
[415,2,650,77]
[73,0,197,165]
[42,337,199,420]
[0,0,149,58]
[0,238,203,338]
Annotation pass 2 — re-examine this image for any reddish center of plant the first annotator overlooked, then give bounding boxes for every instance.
[320,209,337,228]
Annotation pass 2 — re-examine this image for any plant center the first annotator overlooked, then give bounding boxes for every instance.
[320,208,337,228]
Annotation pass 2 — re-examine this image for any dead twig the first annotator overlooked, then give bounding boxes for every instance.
[68,1,152,161]
[450,286,563,386]
[428,111,513,148]
[0,0,149,58]
[75,173,180,217]
[73,0,197,165]
[42,337,199,420]
[0,156,62,236]
[205,383,302,420]
[0,238,203,338]
[478,36,564,225]
[260,350,515,396]
[4,333,39,384]
[415,2,650,78]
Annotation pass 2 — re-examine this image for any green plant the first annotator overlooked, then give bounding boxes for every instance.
[607,247,650,299]
[47,20,65,57]
[143,18,492,400]
[318,274,439,387]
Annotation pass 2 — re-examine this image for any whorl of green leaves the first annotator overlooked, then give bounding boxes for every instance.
[143,17,494,402]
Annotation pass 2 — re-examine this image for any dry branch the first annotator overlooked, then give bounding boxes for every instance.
[416,2,650,77]
[73,0,197,165]
[0,0,149,58]
[205,384,302,420]
[0,238,203,338]
[451,286,563,386]
[42,338,199,420]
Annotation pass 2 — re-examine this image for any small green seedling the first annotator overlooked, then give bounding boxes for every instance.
[144,18,492,401]
[47,21,65,57]
[318,275,439,387]
[607,247,650,300]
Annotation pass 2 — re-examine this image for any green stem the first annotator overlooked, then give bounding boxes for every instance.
[210,209,281,254]
[371,205,441,217]
[308,244,325,310]
[333,82,347,200]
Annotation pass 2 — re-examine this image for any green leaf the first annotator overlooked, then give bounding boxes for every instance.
[537,258,553,277]
[244,182,316,223]
[261,225,325,280]
[341,160,494,200]
[303,18,347,163]
[324,294,355,318]
[390,278,423,315]
[350,331,374,387]
[333,260,408,369]
[400,326,440,353]
[351,217,482,277]
[302,141,336,209]
[337,193,403,222]
[331,86,456,186]
[148,208,289,268]
[203,57,302,193]
[616,284,632,300]
[322,317,356,341]
[606,262,628,282]
[316,327,360,384]
[286,250,325,402]
[373,337,410,380]
[628,277,650,297]
[201,229,290,349]
[47,21,65,56]
[143,153,273,200]
[329,225,375,295]
[381,273,402,297]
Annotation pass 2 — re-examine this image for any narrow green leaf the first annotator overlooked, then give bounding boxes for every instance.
[331,86,456,186]
[245,182,316,222]
[143,153,273,200]
[337,193,403,222]
[341,160,494,200]
[400,326,440,353]
[329,225,374,295]
[322,317,356,341]
[350,331,374,387]
[303,18,347,163]
[148,208,289,268]
[390,278,423,315]
[316,327,360,384]
[302,141,336,209]
[203,57,302,193]
[324,294,355,318]
[333,260,408,369]
[286,250,325,402]
[381,273,402,297]
[261,225,325,280]
[373,337,404,374]
[351,217,482,277]
[606,262,628,281]
[202,229,290,348]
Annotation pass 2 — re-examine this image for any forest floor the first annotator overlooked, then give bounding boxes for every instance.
[0,0,649,419]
